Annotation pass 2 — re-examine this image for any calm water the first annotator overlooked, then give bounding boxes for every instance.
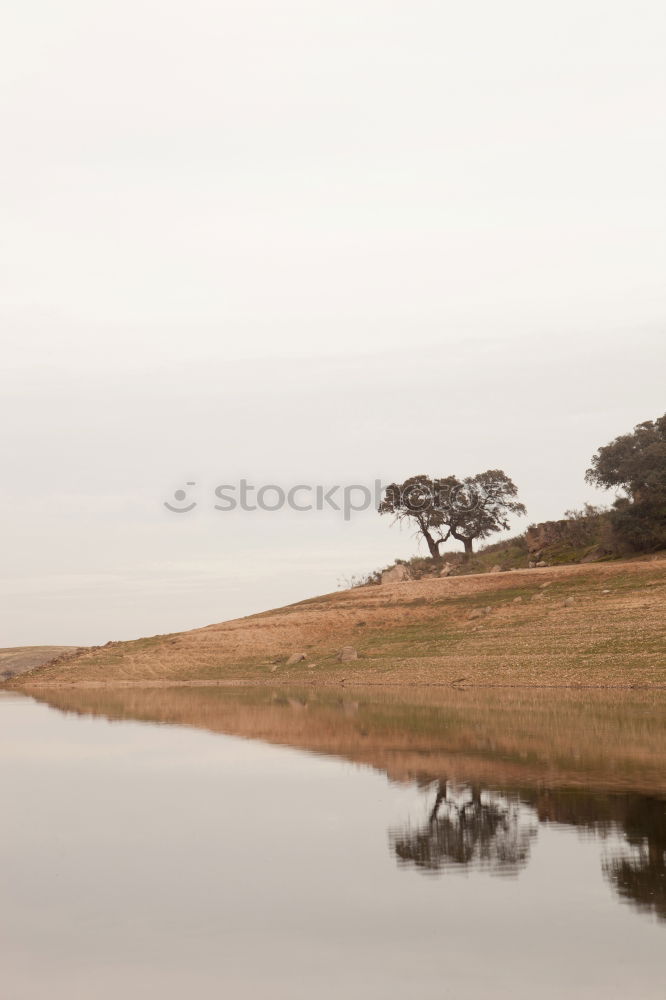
[1,687,665,999]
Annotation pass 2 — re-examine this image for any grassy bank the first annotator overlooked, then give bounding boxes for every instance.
[8,556,666,689]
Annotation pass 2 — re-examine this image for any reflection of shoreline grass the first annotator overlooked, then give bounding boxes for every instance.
[25,684,666,796]
[7,558,666,689]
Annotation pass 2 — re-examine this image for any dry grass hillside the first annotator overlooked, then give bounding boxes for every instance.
[11,556,666,689]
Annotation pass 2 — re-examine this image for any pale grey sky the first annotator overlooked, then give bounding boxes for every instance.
[1,2,665,645]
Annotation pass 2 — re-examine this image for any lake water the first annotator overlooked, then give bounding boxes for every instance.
[1,686,665,999]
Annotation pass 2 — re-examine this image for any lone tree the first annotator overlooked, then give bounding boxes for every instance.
[379,469,526,560]
[585,413,666,551]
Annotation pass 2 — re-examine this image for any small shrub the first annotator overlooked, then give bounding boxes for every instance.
[561,505,610,548]
[338,569,383,589]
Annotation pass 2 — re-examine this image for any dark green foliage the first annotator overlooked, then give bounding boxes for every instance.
[586,414,666,498]
[586,414,666,552]
[610,496,666,552]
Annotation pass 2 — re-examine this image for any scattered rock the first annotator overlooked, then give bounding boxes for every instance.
[539,581,553,589]
[470,605,493,619]
[269,664,279,672]
[563,596,575,607]
[512,596,523,603]
[337,646,358,662]
[439,562,454,577]
[286,652,307,665]
[307,663,317,669]
[380,564,412,584]
[490,564,502,574]
[531,593,544,601]
[535,561,548,568]
[602,589,611,594]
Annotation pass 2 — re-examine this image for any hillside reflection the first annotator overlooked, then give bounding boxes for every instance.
[28,684,666,921]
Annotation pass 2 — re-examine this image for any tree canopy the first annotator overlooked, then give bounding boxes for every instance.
[586,413,666,499]
[447,470,527,556]
[586,413,666,551]
[379,469,526,559]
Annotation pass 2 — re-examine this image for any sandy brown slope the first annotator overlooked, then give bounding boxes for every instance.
[10,557,666,689]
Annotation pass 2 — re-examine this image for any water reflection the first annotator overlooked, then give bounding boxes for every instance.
[520,788,666,921]
[391,782,537,876]
[390,779,666,921]
[605,842,666,923]
[24,684,666,922]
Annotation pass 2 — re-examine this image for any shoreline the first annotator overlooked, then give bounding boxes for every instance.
[11,678,666,691]
[6,557,666,691]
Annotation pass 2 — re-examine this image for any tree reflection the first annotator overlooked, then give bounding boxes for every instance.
[602,796,666,921]
[392,783,666,922]
[28,686,666,921]
[516,788,666,921]
[390,781,537,876]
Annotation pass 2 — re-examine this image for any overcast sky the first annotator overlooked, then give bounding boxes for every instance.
[2,1,665,646]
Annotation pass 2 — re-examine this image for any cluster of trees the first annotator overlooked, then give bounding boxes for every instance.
[378,469,526,560]
[586,412,666,552]
[379,412,665,561]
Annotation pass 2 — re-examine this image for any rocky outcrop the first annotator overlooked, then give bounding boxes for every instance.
[526,520,571,556]
[527,515,609,565]
[381,564,412,584]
